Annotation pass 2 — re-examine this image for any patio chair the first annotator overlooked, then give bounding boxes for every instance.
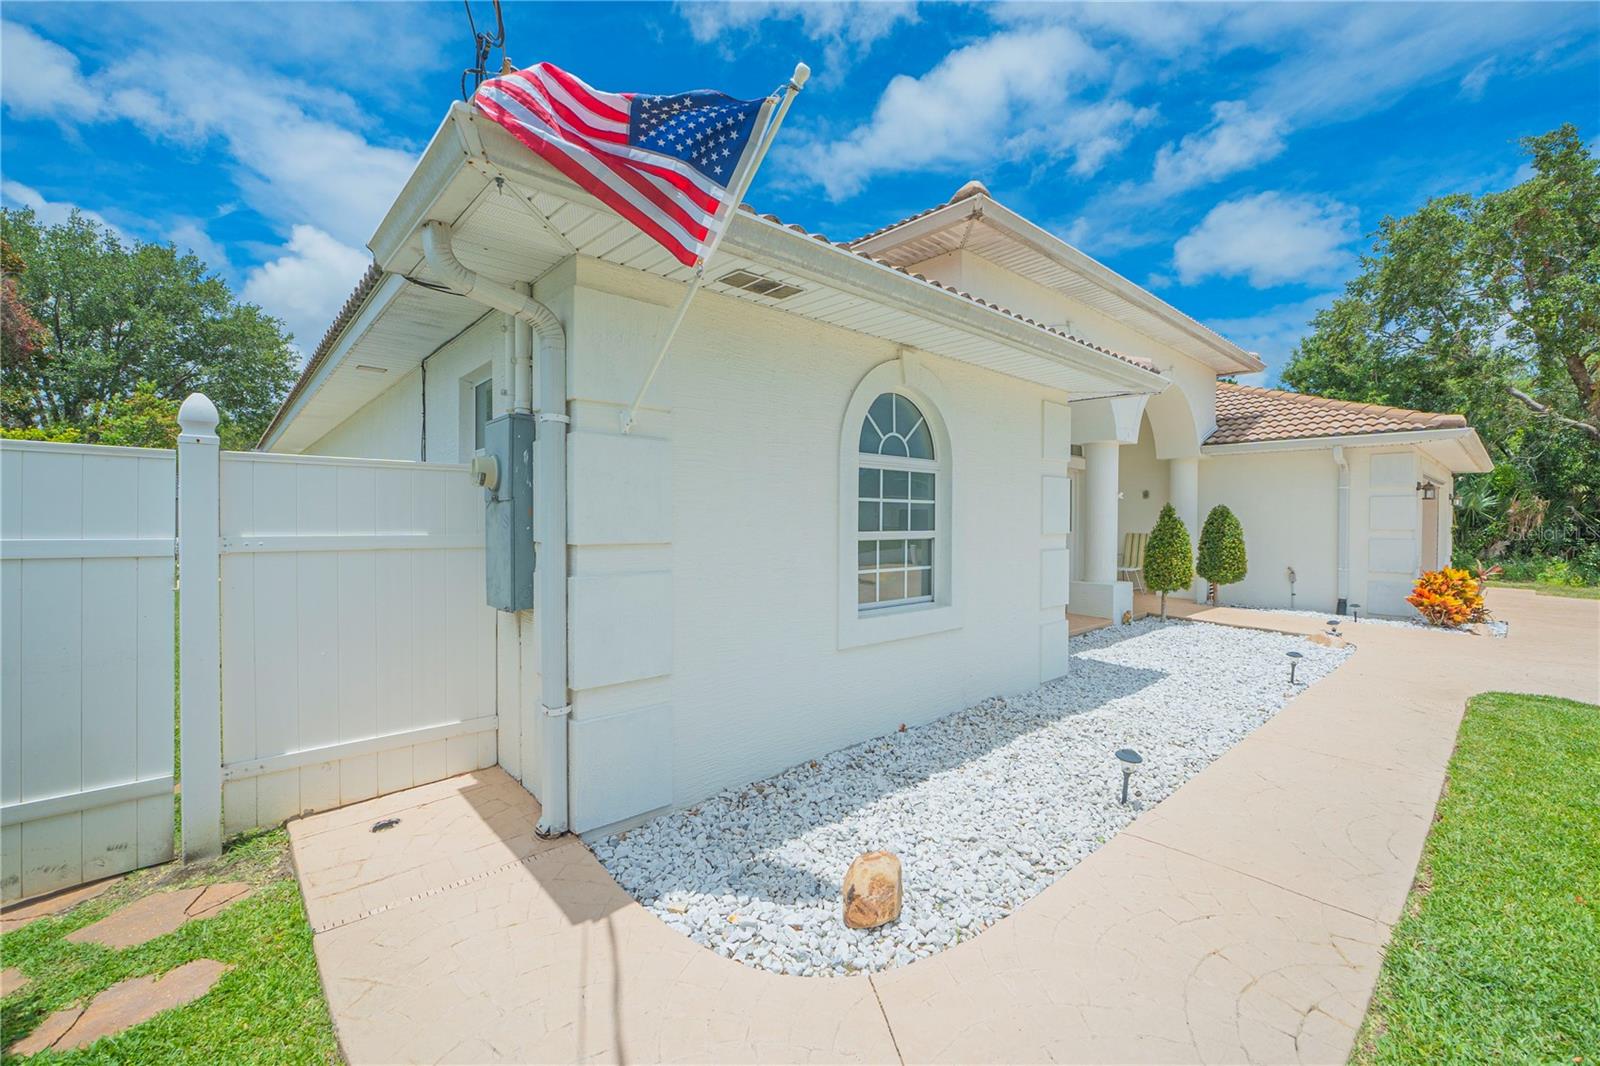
[1118,531,1148,592]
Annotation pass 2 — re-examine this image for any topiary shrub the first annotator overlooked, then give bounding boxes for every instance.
[1143,503,1194,620]
[1406,567,1488,627]
[1196,504,1247,604]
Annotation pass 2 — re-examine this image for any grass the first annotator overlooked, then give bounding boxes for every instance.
[1487,578,1600,600]
[1353,692,1599,1065]
[0,828,338,1064]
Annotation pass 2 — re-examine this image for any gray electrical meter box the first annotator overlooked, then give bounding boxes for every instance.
[480,412,535,611]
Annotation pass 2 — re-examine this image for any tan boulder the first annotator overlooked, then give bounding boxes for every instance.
[1307,633,1349,649]
[842,851,901,930]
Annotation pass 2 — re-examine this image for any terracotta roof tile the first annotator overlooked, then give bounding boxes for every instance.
[843,180,987,246]
[1207,382,1467,445]
[734,203,1158,376]
[258,261,382,447]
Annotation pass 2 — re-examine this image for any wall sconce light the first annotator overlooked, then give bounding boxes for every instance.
[1287,650,1303,684]
[1115,748,1143,805]
[1416,481,1438,501]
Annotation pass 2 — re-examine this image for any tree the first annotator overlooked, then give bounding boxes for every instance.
[90,382,181,449]
[1284,125,1600,570]
[1143,503,1194,621]
[0,207,297,449]
[2,237,47,421]
[1196,505,1247,603]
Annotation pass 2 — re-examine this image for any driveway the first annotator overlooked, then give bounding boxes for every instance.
[289,588,1599,1064]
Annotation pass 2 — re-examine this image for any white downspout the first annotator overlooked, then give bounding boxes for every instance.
[421,219,571,836]
[1333,446,1351,614]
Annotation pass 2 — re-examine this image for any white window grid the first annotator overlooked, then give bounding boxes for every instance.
[858,453,937,610]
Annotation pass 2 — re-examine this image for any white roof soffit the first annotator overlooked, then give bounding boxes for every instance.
[366,103,1168,402]
[263,273,487,453]
[850,196,1265,376]
[1202,426,1495,474]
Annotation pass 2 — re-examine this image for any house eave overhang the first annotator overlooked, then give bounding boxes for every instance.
[850,196,1265,377]
[1202,426,1495,474]
[268,105,1180,452]
[366,103,1167,399]
[259,272,406,452]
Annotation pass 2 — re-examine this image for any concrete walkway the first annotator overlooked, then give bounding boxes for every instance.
[290,588,1598,1064]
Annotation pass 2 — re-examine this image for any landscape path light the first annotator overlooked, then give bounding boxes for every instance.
[1287,650,1303,684]
[1115,748,1143,805]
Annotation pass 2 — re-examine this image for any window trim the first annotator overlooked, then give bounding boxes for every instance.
[837,358,961,649]
[458,362,494,462]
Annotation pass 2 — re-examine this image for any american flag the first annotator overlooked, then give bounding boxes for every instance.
[473,63,776,268]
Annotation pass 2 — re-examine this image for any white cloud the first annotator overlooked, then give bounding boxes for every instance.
[792,27,1151,200]
[0,179,121,237]
[1205,292,1341,384]
[677,2,916,79]
[1173,192,1359,288]
[1459,57,1497,100]
[1244,5,1582,125]
[1150,101,1285,194]
[166,220,233,275]
[1,22,416,350]
[240,225,370,354]
[0,21,105,121]
[88,56,414,248]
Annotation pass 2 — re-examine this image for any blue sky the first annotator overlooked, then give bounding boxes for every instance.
[2,2,1595,382]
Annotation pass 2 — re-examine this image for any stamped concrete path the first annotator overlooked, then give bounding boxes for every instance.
[290,588,1598,1064]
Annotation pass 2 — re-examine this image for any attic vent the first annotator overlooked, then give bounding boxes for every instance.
[716,269,804,301]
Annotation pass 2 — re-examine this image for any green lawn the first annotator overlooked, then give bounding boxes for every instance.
[1354,692,1600,1064]
[1,829,337,1064]
[1487,578,1600,600]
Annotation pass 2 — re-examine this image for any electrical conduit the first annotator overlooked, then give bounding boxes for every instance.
[421,219,570,836]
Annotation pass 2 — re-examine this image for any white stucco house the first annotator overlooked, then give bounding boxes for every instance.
[257,102,1491,835]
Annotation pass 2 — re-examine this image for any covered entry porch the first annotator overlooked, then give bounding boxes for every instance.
[1068,384,1207,624]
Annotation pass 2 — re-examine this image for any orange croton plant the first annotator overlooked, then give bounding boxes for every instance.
[1406,567,1489,627]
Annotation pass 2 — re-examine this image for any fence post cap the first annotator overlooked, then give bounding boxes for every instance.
[177,393,219,439]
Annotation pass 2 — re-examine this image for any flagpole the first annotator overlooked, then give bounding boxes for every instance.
[619,61,810,435]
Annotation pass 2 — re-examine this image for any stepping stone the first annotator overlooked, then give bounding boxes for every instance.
[1,877,119,933]
[64,883,252,950]
[186,882,252,920]
[5,959,232,1055]
[7,1004,83,1056]
[1,967,29,997]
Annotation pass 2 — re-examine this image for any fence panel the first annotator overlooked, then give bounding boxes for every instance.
[0,441,176,902]
[217,452,497,837]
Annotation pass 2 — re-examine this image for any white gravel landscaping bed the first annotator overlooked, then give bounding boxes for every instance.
[592,618,1351,977]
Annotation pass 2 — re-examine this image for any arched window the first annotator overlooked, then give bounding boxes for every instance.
[857,392,938,609]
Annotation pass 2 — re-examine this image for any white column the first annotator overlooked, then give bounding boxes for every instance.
[1169,457,1199,538]
[1084,441,1120,584]
[177,393,222,861]
[1170,456,1202,602]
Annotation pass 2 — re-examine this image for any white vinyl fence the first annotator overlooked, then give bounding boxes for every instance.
[0,395,498,898]
[216,450,497,840]
[1,442,177,901]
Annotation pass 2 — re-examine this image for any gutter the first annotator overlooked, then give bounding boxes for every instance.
[421,220,571,837]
